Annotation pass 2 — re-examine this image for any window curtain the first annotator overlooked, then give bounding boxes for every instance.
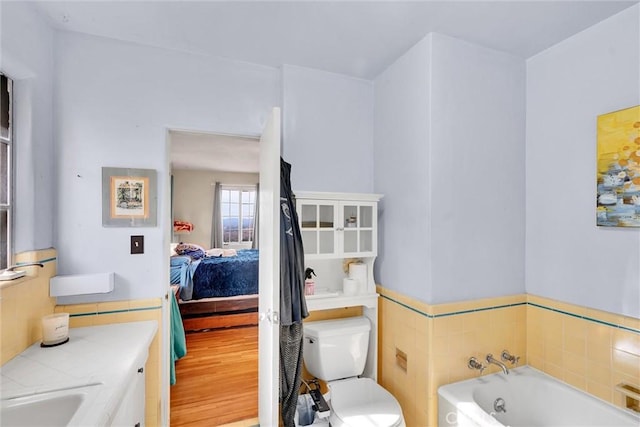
[210,181,223,249]
[252,183,259,249]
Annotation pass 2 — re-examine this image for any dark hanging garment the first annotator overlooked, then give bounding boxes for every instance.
[279,158,308,325]
[280,323,304,427]
[279,158,308,427]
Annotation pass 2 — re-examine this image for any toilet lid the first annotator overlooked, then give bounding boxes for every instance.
[329,378,403,427]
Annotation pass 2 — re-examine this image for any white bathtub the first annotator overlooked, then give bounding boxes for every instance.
[438,366,640,427]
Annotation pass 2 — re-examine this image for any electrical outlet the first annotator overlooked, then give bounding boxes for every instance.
[131,235,144,254]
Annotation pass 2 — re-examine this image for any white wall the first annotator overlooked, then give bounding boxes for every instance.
[373,34,526,304]
[0,2,55,253]
[53,31,280,304]
[9,3,633,317]
[373,36,433,301]
[53,32,376,304]
[282,65,374,193]
[171,169,258,249]
[429,33,526,303]
[526,5,640,318]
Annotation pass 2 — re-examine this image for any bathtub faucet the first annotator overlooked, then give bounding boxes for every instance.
[501,349,520,366]
[486,353,509,374]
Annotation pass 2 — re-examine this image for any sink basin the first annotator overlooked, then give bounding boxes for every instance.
[0,385,98,427]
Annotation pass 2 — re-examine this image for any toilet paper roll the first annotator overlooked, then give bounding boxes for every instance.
[343,278,358,296]
[348,263,368,293]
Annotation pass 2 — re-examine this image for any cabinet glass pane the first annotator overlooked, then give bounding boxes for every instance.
[344,205,357,228]
[343,230,357,253]
[301,205,317,228]
[360,205,373,228]
[319,205,334,228]
[319,230,334,254]
[302,230,317,254]
[360,230,373,253]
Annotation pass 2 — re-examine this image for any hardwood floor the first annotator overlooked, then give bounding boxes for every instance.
[170,324,259,426]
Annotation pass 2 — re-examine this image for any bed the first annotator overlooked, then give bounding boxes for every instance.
[170,245,260,330]
[170,248,259,301]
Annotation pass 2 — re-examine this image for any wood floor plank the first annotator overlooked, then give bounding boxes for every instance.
[170,325,258,426]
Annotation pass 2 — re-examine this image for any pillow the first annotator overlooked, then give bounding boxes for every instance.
[170,243,179,257]
[206,248,224,257]
[174,242,206,260]
[222,249,237,257]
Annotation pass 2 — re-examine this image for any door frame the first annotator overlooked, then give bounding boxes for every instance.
[257,107,281,426]
[162,123,280,425]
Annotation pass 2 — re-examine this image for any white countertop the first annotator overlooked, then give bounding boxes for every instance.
[0,320,157,426]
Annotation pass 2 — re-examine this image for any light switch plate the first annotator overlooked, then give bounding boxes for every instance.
[131,235,144,254]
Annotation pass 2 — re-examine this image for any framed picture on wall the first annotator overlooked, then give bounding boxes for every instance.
[102,167,157,227]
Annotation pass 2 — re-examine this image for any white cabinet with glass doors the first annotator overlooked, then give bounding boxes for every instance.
[295,192,381,259]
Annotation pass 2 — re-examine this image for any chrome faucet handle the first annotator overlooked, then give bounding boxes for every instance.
[501,349,520,365]
[468,357,486,374]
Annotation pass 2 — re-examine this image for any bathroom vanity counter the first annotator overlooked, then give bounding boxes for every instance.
[0,320,157,426]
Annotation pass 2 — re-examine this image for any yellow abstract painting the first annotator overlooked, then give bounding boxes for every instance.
[596,105,640,227]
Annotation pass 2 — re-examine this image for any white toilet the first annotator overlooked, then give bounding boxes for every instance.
[303,316,405,427]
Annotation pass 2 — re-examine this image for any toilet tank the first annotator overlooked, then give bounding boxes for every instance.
[303,316,371,382]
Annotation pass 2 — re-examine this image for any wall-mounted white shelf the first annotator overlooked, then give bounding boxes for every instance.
[305,292,378,312]
[50,272,114,297]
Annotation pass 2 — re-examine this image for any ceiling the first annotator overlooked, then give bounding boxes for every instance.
[33,1,637,80]
[169,131,259,173]
[31,1,638,172]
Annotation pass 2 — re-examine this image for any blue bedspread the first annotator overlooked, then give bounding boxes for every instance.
[171,249,259,301]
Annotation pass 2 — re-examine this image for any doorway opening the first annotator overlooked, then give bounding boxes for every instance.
[168,129,260,426]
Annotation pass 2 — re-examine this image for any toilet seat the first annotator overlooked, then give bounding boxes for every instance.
[328,377,404,427]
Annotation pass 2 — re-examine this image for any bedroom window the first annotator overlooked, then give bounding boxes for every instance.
[1,73,13,270]
[221,186,256,244]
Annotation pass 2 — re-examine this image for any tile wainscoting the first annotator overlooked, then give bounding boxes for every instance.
[0,248,58,364]
[377,286,640,427]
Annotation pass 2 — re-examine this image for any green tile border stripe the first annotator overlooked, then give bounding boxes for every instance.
[69,305,162,317]
[379,294,525,319]
[379,294,639,335]
[16,257,56,266]
[527,302,640,334]
[380,294,433,318]
[434,302,527,318]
